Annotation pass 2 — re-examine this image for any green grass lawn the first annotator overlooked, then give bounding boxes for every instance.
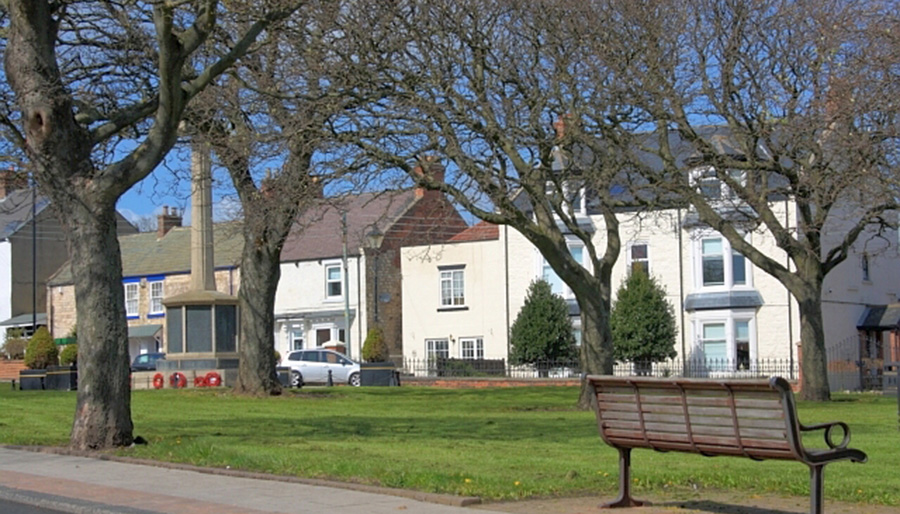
[0,385,896,506]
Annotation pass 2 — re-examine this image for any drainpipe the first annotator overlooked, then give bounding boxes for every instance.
[504,225,511,358]
[786,199,794,380]
[677,208,686,366]
[356,252,362,352]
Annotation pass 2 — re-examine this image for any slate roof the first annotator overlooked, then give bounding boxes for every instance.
[857,304,900,330]
[0,313,47,327]
[0,190,51,239]
[48,222,244,286]
[281,190,420,262]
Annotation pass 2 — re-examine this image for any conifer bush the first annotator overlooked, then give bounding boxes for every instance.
[509,280,576,370]
[362,327,389,362]
[59,344,78,366]
[610,270,677,373]
[24,327,59,370]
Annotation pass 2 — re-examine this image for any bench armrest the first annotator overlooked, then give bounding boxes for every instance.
[800,421,851,449]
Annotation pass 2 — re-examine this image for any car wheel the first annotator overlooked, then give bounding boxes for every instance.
[291,371,303,388]
[348,372,360,387]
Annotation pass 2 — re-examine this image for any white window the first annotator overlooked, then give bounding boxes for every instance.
[313,324,345,346]
[124,282,139,318]
[291,329,305,351]
[426,339,449,360]
[325,264,342,299]
[440,267,465,307]
[694,313,755,372]
[460,337,483,359]
[628,242,649,276]
[149,280,164,315]
[696,235,749,290]
[541,243,584,298]
[691,167,745,201]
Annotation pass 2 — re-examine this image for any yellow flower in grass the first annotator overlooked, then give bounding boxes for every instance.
[514,481,521,486]
[464,478,472,484]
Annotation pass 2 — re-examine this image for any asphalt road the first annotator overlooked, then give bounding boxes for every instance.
[0,497,68,514]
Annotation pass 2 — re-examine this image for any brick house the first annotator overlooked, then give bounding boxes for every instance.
[47,209,242,362]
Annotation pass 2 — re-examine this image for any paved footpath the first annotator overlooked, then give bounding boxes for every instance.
[0,447,498,514]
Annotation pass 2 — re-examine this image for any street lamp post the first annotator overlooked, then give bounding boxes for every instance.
[366,227,384,325]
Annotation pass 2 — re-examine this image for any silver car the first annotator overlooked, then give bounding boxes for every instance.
[283,349,361,388]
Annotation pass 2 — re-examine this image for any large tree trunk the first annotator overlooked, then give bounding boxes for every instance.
[796,294,831,401]
[68,203,134,449]
[233,224,284,396]
[576,291,614,409]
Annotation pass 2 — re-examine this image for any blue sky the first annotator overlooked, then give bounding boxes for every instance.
[115,150,241,228]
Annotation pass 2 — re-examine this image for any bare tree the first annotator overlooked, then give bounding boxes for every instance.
[2,1,300,448]
[187,2,372,395]
[606,0,900,400]
[339,0,655,406]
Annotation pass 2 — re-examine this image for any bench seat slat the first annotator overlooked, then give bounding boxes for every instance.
[603,428,794,452]
[601,419,788,442]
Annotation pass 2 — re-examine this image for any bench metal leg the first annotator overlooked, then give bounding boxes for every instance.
[809,465,824,514]
[601,447,647,509]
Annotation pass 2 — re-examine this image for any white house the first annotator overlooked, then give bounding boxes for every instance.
[273,178,468,362]
[401,195,900,384]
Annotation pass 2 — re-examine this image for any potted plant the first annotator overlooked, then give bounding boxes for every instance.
[20,327,58,390]
[47,342,78,391]
[273,350,291,388]
[360,327,398,386]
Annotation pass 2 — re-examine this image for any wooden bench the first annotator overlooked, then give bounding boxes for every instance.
[588,376,867,514]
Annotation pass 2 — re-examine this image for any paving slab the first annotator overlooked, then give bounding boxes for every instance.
[0,447,495,514]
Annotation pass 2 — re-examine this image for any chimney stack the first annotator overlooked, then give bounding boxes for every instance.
[0,168,28,198]
[157,205,183,238]
[413,156,445,199]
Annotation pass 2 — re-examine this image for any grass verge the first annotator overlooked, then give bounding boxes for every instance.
[0,385,895,505]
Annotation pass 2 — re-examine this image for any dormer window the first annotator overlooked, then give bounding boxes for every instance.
[690,167,745,201]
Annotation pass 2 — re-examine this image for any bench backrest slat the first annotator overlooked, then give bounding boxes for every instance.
[589,376,802,461]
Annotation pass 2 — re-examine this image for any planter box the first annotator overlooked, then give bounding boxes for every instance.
[276,366,291,388]
[361,362,399,386]
[18,369,46,390]
[45,365,78,391]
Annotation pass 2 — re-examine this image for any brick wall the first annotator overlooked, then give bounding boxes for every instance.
[371,196,468,361]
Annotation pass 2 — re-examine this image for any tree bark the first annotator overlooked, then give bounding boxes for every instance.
[233,226,284,396]
[796,289,831,401]
[68,204,134,448]
[577,291,615,409]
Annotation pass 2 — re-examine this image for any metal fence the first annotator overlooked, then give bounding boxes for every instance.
[399,357,798,380]
[826,334,898,392]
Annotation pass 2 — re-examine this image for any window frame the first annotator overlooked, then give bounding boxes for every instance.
[459,337,484,359]
[692,310,757,372]
[426,338,450,360]
[439,265,466,309]
[291,328,305,351]
[324,262,343,300]
[627,241,650,276]
[148,278,164,316]
[539,240,587,299]
[124,280,139,318]
[693,232,752,291]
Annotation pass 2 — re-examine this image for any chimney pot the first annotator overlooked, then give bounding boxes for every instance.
[157,205,183,238]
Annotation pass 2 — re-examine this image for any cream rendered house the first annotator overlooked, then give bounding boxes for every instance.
[401,194,900,384]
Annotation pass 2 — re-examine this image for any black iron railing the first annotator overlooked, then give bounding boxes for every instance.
[399,357,798,380]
